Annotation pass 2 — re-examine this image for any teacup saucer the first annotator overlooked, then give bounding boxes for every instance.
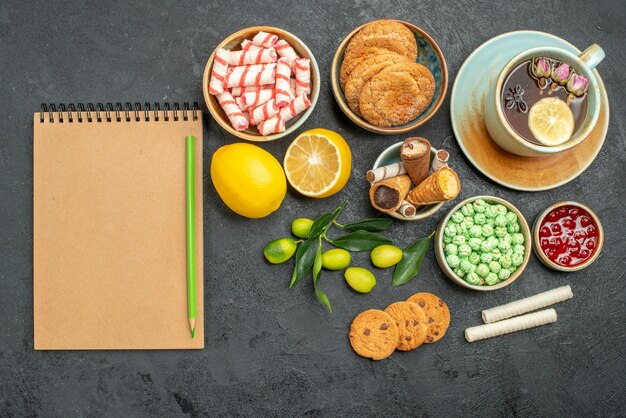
[450,30,609,191]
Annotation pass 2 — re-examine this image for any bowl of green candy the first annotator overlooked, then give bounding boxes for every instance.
[435,196,531,291]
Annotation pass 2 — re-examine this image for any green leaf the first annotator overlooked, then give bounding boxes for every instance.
[312,240,322,287]
[392,234,433,286]
[308,202,347,238]
[289,237,319,288]
[315,289,332,313]
[341,218,393,232]
[331,230,392,252]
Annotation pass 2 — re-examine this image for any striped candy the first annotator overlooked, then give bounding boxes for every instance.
[257,115,285,135]
[279,93,311,122]
[231,84,271,97]
[294,58,311,96]
[209,48,230,95]
[275,58,292,107]
[252,31,278,48]
[274,39,299,63]
[250,99,280,126]
[240,88,276,110]
[223,63,276,88]
[223,47,277,66]
[216,91,249,131]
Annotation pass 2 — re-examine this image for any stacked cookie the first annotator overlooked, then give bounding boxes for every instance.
[349,292,450,360]
[340,20,435,127]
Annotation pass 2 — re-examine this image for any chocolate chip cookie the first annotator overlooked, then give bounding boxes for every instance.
[349,309,399,360]
[383,301,429,351]
[407,292,450,343]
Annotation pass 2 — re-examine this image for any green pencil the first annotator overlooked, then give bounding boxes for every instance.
[185,135,196,338]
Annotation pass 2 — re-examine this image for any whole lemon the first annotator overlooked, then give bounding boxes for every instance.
[211,143,286,218]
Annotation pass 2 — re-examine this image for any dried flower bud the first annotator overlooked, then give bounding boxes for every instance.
[566,74,589,97]
[531,57,551,79]
[551,63,571,86]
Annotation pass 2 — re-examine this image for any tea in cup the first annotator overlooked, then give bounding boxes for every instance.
[484,44,604,157]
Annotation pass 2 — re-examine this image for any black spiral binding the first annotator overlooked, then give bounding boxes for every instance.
[39,102,199,123]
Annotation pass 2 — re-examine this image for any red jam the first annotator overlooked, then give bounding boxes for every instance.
[538,205,599,267]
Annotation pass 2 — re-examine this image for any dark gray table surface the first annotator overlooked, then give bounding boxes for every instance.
[1,0,625,416]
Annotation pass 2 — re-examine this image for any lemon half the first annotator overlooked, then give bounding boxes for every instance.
[528,97,575,146]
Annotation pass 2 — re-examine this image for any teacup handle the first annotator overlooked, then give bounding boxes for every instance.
[578,44,605,70]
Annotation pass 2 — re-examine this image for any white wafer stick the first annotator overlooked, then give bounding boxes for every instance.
[482,285,573,324]
[275,39,299,63]
[252,31,278,48]
[429,149,450,174]
[397,200,416,217]
[465,309,557,343]
[366,162,407,183]
[208,48,229,95]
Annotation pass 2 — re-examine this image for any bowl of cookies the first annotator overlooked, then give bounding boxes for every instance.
[203,26,320,141]
[368,138,460,221]
[331,19,448,134]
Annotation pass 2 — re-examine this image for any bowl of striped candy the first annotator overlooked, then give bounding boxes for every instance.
[203,26,320,142]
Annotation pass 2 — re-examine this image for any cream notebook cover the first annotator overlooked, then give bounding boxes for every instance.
[33,103,204,350]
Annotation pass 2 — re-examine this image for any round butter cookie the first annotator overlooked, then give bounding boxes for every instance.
[351,20,417,60]
[359,71,423,127]
[383,301,428,351]
[407,293,450,343]
[349,309,399,360]
[344,53,411,115]
[339,47,390,90]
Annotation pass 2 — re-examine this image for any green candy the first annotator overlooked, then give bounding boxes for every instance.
[511,252,524,267]
[462,216,474,228]
[481,224,494,237]
[505,211,518,224]
[494,204,508,216]
[495,226,507,237]
[502,234,513,243]
[491,248,502,261]
[485,205,498,218]
[458,244,472,257]
[480,240,493,253]
[486,218,496,227]
[451,211,464,223]
[473,213,486,225]
[472,199,488,213]
[466,272,481,285]
[446,254,460,268]
[498,268,511,281]
[461,203,475,217]
[460,259,474,273]
[489,261,501,274]
[485,272,499,285]
[468,225,482,239]
[500,255,512,269]
[445,243,458,255]
[480,252,493,264]
[443,235,452,244]
[498,240,511,252]
[454,267,466,278]
[468,237,482,251]
[452,235,466,246]
[476,263,490,278]
[512,233,525,245]
[495,214,508,227]
[513,244,525,255]
[455,224,465,235]
[444,224,457,238]
[468,252,480,265]
[510,222,520,233]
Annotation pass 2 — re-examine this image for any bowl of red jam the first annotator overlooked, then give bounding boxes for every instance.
[533,202,603,272]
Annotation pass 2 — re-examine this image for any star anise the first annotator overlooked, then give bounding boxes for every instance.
[505,84,528,113]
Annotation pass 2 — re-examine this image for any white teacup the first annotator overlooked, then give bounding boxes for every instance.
[484,44,604,157]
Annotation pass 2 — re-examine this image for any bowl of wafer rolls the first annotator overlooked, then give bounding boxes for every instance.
[369,137,460,221]
[203,26,320,141]
[332,19,448,134]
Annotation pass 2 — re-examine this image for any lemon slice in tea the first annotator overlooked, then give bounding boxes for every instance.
[528,97,575,146]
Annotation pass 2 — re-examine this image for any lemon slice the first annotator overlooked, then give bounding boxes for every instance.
[283,128,352,198]
[528,97,575,146]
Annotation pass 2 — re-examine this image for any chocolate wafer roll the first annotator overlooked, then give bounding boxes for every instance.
[369,175,412,213]
[397,200,417,217]
[430,149,450,174]
[366,162,407,183]
[401,137,431,186]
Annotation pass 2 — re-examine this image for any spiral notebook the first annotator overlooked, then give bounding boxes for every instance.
[33,102,204,350]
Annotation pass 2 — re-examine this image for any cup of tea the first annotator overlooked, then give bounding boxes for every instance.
[484,44,604,157]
